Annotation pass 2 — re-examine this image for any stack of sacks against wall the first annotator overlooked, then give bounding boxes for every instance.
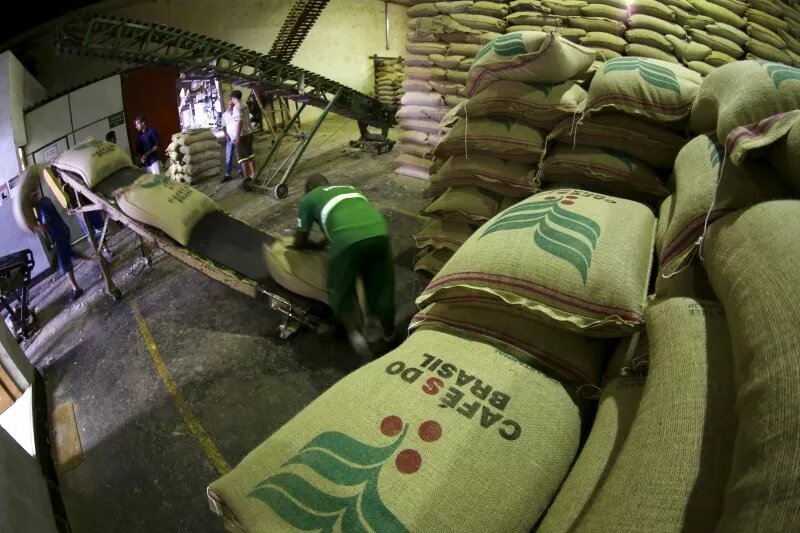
[166,129,222,184]
[375,57,405,106]
[414,30,596,275]
[397,0,508,181]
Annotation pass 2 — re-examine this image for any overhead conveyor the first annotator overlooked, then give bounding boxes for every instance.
[268,0,332,63]
[56,15,396,198]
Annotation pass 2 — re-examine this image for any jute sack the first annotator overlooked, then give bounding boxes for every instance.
[669,6,714,29]
[654,261,717,301]
[451,12,508,32]
[624,43,679,63]
[656,134,786,277]
[688,60,800,142]
[546,0,589,17]
[767,111,800,193]
[208,329,581,533]
[469,1,510,18]
[580,32,627,53]
[431,155,538,198]
[173,128,216,146]
[445,69,469,83]
[434,1,475,15]
[778,28,800,54]
[52,140,133,188]
[745,39,793,63]
[449,42,483,57]
[401,79,433,92]
[709,0,748,16]
[723,109,800,162]
[397,105,449,121]
[705,50,737,66]
[417,189,656,336]
[706,22,749,45]
[689,0,746,27]
[406,41,449,56]
[581,4,628,21]
[746,7,791,33]
[429,54,465,69]
[444,94,467,106]
[411,299,608,385]
[405,54,434,67]
[414,218,476,252]
[466,31,596,96]
[182,147,221,165]
[538,376,645,533]
[178,139,219,156]
[541,144,668,199]
[603,329,649,381]
[575,297,735,532]
[585,57,700,124]
[747,22,787,50]
[429,80,464,94]
[115,174,218,246]
[397,142,431,158]
[509,0,544,10]
[582,0,626,8]
[507,24,544,33]
[703,201,800,531]
[435,116,547,163]
[506,12,563,27]
[399,130,444,147]
[626,13,686,38]
[423,186,501,223]
[182,158,220,176]
[686,61,716,76]
[414,247,453,276]
[627,0,675,20]
[396,164,431,180]
[405,66,447,80]
[686,28,744,57]
[12,165,41,232]
[625,29,673,52]
[544,26,588,42]
[396,153,434,172]
[564,17,627,36]
[593,48,622,61]
[666,34,712,62]
[548,113,689,168]
[454,80,588,130]
[399,118,445,134]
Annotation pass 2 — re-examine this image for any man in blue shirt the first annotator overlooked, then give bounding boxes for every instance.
[135,116,162,174]
[31,191,84,300]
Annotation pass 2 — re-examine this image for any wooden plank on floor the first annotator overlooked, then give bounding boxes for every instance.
[51,401,84,474]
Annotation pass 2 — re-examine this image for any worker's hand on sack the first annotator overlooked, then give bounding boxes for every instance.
[140,155,147,165]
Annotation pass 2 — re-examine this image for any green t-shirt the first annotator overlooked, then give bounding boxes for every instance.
[297,185,388,251]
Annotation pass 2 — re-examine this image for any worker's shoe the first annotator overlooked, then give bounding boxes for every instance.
[221,175,232,183]
[70,288,84,301]
[346,329,373,365]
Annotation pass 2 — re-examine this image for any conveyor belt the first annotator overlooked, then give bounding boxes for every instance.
[56,16,396,128]
[268,0,332,63]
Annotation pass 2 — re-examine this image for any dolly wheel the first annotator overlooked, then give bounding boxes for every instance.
[274,184,289,199]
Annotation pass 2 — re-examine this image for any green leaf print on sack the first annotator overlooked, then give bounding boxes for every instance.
[759,60,800,88]
[481,195,602,283]
[475,33,528,61]
[707,138,722,167]
[249,416,444,532]
[603,57,681,94]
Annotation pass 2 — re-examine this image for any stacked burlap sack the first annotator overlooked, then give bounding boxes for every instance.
[166,129,223,184]
[503,0,800,76]
[375,57,405,106]
[397,0,510,180]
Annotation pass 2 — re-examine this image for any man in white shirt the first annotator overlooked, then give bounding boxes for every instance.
[221,100,239,182]
[231,90,255,181]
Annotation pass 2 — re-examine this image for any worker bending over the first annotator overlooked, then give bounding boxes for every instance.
[31,190,84,301]
[293,174,396,359]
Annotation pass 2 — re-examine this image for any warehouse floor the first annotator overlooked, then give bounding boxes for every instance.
[23,116,430,533]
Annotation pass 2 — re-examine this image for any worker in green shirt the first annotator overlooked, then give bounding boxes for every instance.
[293,173,396,360]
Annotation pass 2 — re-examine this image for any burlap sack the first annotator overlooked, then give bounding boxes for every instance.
[12,165,42,232]
[429,54,464,70]
[582,0,626,8]
[506,12,563,27]
[115,174,219,246]
[414,219,476,252]
[546,0,589,16]
[541,144,668,199]
[510,0,547,9]
[653,261,717,301]
[548,113,689,168]
[411,299,608,386]
[666,34,712,62]
[669,6,714,29]
[444,94,467,106]
[418,189,656,336]
[565,17,627,35]
[746,7,791,32]
[396,153,434,172]
[627,0,675,20]
[429,80,464,95]
[396,164,431,180]
[399,129,444,147]
[710,0,747,16]
[574,297,734,532]
[626,14,686,38]
[687,28,744,57]
[182,158,220,176]
[455,80,588,130]
[182,148,221,165]
[431,155,537,198]
[173,128,216,146]
[778,28,800,54]
[603,328,649,381]
[405,66,447,80]
[406,41,449,56]
[656,134,786,277]
[585,56,700,123]
[706,22,749,45]
[625,43,679,63]
[746,39,793,63]
[703,201,800,531]
[686,61,716,76]
[397,105,448,121]
[405,54,434,67]
[399,118,445,134]
[449,42,483,57]
[414,247,453,276]
[178,139,219,156]
[689,0,746,26]
[402,79,433,92]
[705,50,737,66]
[397,142,432,158]
[469,0,510,18]
[466,31,596,96]
[747,22,787,50]
[538,376,645,533]
[768,112,800,193]
[724,110,800,164]
[593,48,622,61]
[423,186,501,223]
[625,29,673,52]
[435,116,546,163]
[581,4,628,20]
[52,140,133,188]
[580,32,627,53]
[544,26,588,42]
[208,329,581,533]
[688,61,800,142]
[453,12,508,32]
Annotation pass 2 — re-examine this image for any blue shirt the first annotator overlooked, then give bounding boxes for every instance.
[137,127,161,166]
[36,197,70,243]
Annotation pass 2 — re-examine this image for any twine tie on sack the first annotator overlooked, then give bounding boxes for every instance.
[697,141,730,261]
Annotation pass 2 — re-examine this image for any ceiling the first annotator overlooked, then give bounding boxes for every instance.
[0,1,107,46]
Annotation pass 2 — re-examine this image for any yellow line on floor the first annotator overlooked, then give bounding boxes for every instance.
[131,302,231,475]
[374,202,427,221]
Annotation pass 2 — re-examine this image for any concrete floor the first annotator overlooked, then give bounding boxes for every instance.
[23,116,430,532]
